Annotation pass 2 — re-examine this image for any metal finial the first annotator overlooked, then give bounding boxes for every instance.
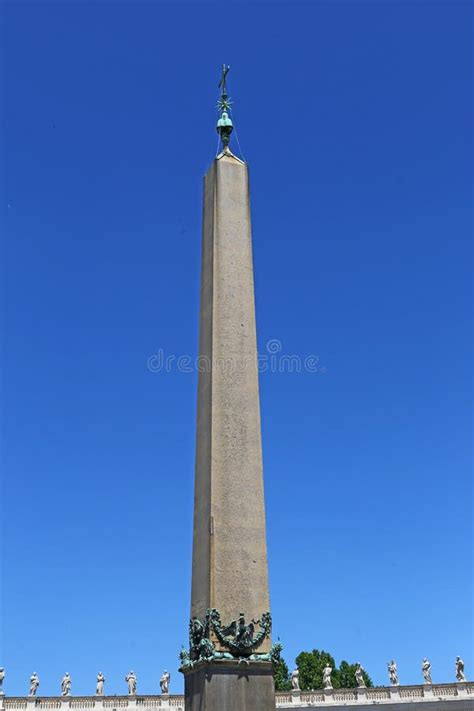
[218,64,230,96]
[216,64,233,148]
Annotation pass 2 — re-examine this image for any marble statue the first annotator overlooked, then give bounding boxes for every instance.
[291,668,300,690]
[323,664,333,690]
[355,663,366,688]
[29,673,40,696]
[160,670,170,694]
[0,667,5,695]
[61,673,71,696]
[456,657,466,682]
[96,672,105,695]
[388,660,399,686]
[125,671,137,695]
[422,659,432,684]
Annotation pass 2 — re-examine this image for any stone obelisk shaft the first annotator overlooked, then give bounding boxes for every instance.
[191,152,270,643]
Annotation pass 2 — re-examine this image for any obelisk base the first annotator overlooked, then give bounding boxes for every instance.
[184,661,275,711]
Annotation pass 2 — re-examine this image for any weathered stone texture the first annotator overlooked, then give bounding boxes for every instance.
[184,662,275,711]
[191,154,270,643]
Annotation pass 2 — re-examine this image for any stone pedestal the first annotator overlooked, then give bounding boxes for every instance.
[291,689,301,703]
[389,686,401,700]
[456,682,468,697]
[184,661,275,711]
[423,684,434,697]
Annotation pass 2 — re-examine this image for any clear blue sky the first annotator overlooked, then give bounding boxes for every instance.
[2,0,472,697]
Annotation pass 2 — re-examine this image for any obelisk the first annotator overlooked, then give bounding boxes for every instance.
[181,67,276,711]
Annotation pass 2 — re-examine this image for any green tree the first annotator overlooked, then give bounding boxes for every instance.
[338,660,373,689]
[273,654,292,692]
[294,650,373,691]
[296,650,338,691]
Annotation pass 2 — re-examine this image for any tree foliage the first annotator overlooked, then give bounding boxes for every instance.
[273,652,292,691]
[338,660,373,689]
[295,649,373,691]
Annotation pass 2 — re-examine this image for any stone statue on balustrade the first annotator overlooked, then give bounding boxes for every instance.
[160,670,170,694]
[96,672,105,695]
[291,668,300,691]
[456,657,466,682]
[0,667,5,695]
[387,660,399,686]
[61,673,71,696]
[29,673,40,696]
[355,663,366,688]
[422,659,432,684]
[323,663,333,690]
[125,671,137,695]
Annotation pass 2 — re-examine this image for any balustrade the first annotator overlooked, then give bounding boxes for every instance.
[2,684,473,710]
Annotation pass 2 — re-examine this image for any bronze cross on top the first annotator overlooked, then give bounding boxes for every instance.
[218,64,230,95]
